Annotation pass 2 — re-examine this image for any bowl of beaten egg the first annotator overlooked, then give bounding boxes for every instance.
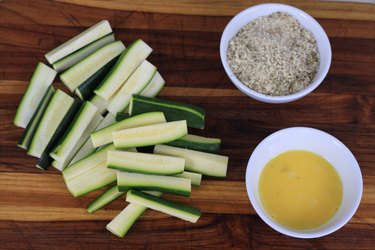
[246,127,362,238]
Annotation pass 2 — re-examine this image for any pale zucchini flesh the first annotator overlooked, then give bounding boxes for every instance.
[94,39,153,101]
[174,171,202,186]
[27,90,74,158]
[14,62,57,128]
[139,71,165,98]
[107,151,185,175]
[107,60,156,115]
[50,101,98,164]
[17,86,55,150]
[51,112,103,171]
[70,113,115,164]
[89,94,109,115]
[60,41,125,92]
[126,190,201,223]
[113,120,187,149]
[87,185,124,214]
[52,33,116,72]
[117,172,191,197]
[154,144,228,177]
[91,112,166,148]
[106,191,162,237]
[45,20,113,64]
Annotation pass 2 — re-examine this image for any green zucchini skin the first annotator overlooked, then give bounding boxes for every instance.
[115,112,131,121]
[76,55,119,100]
[36,99,82,170]
[130,95,205,129]
[126,190,201,223]
[17,86,55,150]
[165,134,221,153]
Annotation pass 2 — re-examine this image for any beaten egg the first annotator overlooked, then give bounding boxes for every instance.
[259,150,342,230]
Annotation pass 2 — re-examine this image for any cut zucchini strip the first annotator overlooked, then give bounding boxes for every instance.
[75,55,119,100]
[117,172,191,197]
[126,190,201,223]
[89,94,109,115]
[14,62,57,128]
[94,39,153,101]
[50,101,98,164]
[129,95,205,129]
[53,33,115,72]
[60,40,125,92]
[175,171,202,186]
[36,99,82,170]
[107,151,185,175]
[91,112,166,148]
[107,60,156,114]
[154,144,228,177]
[106,191,162,237]
[45,20,113,64]
[165,134,221,153]
[113,120,187,149]
[87,185,124,214]
[65,161,116,197]
[28,90,74,158]
[139,71,165,98]
[51,112,103,171]
[17,86,55,150]
[70,113,115,164]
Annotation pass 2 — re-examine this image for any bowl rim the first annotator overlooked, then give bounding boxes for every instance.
[220,3,332,103]
[245,127,363,238]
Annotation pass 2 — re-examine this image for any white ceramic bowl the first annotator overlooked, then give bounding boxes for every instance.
[220,3,332,103]
[245,127,363,238]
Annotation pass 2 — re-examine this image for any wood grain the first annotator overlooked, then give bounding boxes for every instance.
[0,0,374,248]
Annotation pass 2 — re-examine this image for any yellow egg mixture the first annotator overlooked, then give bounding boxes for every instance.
[259,150,343,230]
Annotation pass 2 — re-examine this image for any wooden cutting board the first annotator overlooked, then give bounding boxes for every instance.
[0,0,374,248]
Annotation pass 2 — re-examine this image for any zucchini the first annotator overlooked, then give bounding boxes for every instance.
[91,112,166,148]
[89,94,109,115]
[113,120,187,149]
[50,101,98,164]
[62,144,115,181]
[129,95,205,129]
[53,33,115,72]
[45,20,113,64]
[94,39,153,101]
[175,171,202,186]
[126,190,201,223]
[36,99,82,170]
[75,55,119,100]
[51,112,103,171]
[70,113,115,164]
[107,151,185,175]
[106,191,162,237]
[66,161,116,197]
[28,89,74,158]
[139,71,165,98]
[107,60,156,114]
[154,145,228,177]
[117,172,191,197]
[115,112,131,122]
[13,62,57,128]
[88,171,200,215]
[87,185,123,214]
[60,41,125,92]
[64,147,137,197]
[17,86,55,150]
[165,134,221,153]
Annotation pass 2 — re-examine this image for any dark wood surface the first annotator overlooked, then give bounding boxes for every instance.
[0,0,374,249]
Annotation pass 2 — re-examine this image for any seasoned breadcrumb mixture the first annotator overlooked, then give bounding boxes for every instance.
[227,12,320,96]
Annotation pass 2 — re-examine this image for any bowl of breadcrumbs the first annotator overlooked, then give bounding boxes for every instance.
[220,3,331,103]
